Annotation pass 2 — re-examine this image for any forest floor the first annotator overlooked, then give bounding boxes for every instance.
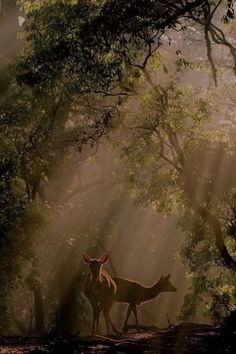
[0,323,235,353]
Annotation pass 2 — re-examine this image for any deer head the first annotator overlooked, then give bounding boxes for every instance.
[83,254,108,280]
[159,274,177,292]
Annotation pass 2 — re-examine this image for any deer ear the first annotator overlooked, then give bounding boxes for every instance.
[160,276,164,280]
[165,274,171,280]
[83,254,91,264]
[99,255,109,264]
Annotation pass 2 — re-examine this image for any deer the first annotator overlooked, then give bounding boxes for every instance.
[112,274,177,333]
[82,254,117,335]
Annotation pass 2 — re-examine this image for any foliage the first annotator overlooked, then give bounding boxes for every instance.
[0,65,69,331]
[115,82,236,320]
[119,84,212,212]
[17,0,234,92]
[178,214,236,323]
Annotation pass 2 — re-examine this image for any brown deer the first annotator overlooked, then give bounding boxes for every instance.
[82,254,117,335]
[112,274,177,332]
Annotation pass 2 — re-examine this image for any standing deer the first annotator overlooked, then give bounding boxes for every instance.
[82,254,117,335]
[112,274,177,332]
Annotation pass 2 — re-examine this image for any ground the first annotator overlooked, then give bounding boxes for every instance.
[0,323,235,353]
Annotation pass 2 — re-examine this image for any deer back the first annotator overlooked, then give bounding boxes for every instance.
[113,277,146,305]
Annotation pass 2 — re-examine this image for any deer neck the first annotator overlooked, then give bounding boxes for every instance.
[91,271,102,283]
[143,280,163,302]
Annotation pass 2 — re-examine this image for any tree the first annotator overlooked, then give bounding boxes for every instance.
[17,0,236,90]
[0,55,117,332]
[113,80,236,321]
[13,0,236,155]
[117,82,236,272]
[0,64,69,332]
[179,210,236,324]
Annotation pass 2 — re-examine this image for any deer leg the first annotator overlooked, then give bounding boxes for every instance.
[91,303,96,335]
[132,305,140,333]
[103,307,112,335]
[123,304,132,333]
[96,304,102,334]
[108,314,119,334]
[106,302,119,334]
[94,305,99,334]
[91,303,100,335]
